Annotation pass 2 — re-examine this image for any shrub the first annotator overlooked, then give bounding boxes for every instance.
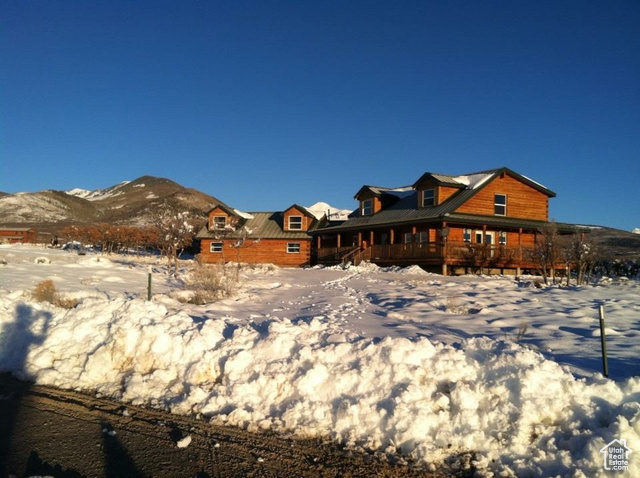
[183,262,239,304]
[33,280,58,303]
[32,280,78,309]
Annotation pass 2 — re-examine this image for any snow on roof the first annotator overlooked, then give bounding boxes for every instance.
[520,174,549,191]
[464,173,493,189]
[233,209,255,220]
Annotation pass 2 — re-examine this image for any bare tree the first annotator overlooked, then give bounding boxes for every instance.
[533,221,560,284]
[153,202,199,275]
[212,220,259,280]
[571,233,599,285]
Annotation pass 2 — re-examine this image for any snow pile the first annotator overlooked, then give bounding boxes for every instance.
[0,294,638,475]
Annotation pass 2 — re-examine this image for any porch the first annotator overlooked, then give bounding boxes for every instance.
[316,241,539,274]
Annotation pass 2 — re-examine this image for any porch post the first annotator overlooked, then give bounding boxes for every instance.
[517,228,522,276]
[442,221,448,275]
[317,235,322,249]
[369,230,374,246]
[337,233,341,248]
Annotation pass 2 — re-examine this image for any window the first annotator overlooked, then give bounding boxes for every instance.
[494,194,507,216]
[422,188,435,207]
[210,242,223,253]
[403,232,413,244]
[499,231,507,245]
[361,199,372,216]
[213,216,226,230]
[288,215,303,230]
[287,242,301,253]
[463,229,472,243]
[418,231,428,243]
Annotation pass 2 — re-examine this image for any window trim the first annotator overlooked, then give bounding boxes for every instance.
[361,199,373,216]
[494,194,507,216]
[210,242,223,253]
[422,188,435,207]
[463,229,472,243]
[286,242,301,254]
[212,215,227,230]
[499,231,507,245]
[288,215,303,230]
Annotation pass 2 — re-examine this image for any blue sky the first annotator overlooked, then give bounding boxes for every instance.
[2,1,639,231]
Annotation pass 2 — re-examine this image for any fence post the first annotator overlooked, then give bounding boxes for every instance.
[147,266,152,301]
[598,303,609,377]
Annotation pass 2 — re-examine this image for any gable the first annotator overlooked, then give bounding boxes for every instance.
[207,205,241,231]
[283,205,315,232]
[455,172,550,220]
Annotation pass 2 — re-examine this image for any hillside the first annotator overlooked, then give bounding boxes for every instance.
[585,226,640,260]
[0,176,227,239]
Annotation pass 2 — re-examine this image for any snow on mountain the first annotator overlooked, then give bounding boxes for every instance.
[1,176,225,228]
[0,191,94,223]
[0,194,66,222]
[65,181,131,201]
[306,201,352,220]
[65,188,93,199]
[633,228,640,235]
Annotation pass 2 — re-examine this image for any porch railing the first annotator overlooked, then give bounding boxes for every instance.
[369,243,443,260]
[317,242,537,266]
[447,242,530,264]
[316,246,359,264]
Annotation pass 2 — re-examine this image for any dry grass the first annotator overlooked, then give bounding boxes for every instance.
[32,279,78,309]
[181,260,239,304]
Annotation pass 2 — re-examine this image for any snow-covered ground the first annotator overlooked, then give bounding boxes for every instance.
[0,244,638,476]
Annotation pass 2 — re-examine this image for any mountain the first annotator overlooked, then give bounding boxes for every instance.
[0,176,227,237]
[306,202,352,221]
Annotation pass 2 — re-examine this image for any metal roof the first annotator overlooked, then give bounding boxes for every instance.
[315,168,557,234]
[196,211,316,240]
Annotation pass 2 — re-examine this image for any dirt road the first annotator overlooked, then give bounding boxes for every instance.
[0,374,446,477]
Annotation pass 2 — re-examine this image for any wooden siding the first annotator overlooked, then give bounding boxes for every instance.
[357,192,382,215]
[414,179,461,208]
[0,228,37,244]
[207,206,239,231]
[200,238,311,267]
[439,185,459,204]
[283,205,312,232]
[455,173,549,220]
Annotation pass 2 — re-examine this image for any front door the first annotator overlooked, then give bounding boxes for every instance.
[475,231,495,257]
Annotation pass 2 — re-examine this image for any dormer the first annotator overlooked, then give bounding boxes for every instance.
[207,204,240,232]
[412,173,466,208]
[283,205,316,232]
[353,186,388,216]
